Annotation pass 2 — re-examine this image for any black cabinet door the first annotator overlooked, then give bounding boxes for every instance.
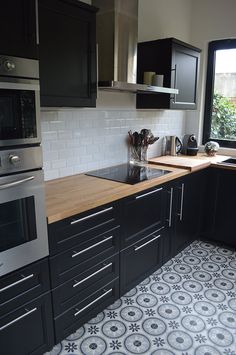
[206,168,236,247]
[170,43,200,110]
[121,186,167,249]
[0,0,38,59]
[120,229,163,296]
[39,0,97,107]
[0,293,54,355]
[166,171,206,257]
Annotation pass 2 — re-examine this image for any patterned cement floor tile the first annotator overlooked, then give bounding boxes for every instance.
[45,240,236,355]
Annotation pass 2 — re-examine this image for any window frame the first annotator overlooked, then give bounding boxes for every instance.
[203,38,236,148]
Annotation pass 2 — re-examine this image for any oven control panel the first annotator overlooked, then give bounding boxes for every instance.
[0,146,43,176]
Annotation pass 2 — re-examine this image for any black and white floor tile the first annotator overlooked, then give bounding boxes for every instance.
[45,240,236,355]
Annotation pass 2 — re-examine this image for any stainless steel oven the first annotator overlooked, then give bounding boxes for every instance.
[0,55,40,147]
[0,146,49,277]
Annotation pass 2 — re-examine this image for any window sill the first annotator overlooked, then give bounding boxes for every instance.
[199,145,236,157]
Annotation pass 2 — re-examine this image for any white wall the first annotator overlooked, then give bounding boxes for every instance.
[138,0,192,43]
[186,0,236,155]
[41,0,192,180]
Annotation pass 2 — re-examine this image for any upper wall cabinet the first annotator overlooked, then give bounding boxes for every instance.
[136,38,201,110]
[0,0,38,59]
[38,0,97,107]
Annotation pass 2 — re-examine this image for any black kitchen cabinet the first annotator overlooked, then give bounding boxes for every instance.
[0,293,54,355]
[166,170,206,257]
[119,184,169,295]
[137,38,201,110]
[203,168,236,247]
[48,202,120,344]
[0,0,38,59]
[121,185,168,249]
[38,0,97,107]
[0,258,50,316]
[120,228,164,296]
[54,278,119,344]
[0,258,54,355]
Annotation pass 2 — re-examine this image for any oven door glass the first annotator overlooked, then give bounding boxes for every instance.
[0,196,37,252]
[0,89,37,140]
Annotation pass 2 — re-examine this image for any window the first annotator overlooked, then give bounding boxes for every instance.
[203,39,236,148]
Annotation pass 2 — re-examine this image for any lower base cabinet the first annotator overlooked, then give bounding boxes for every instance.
[54,278,119,343]
[0,292,54,355]
[165,170,206,258]
[203,168,236,247]
[120,228,164,296]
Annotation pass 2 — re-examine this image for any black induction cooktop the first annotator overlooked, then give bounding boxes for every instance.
[86,163,171,185]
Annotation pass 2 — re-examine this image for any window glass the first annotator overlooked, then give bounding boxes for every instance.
[203,39,236,148]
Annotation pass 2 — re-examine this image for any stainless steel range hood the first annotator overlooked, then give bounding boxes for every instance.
[92,0,178,95]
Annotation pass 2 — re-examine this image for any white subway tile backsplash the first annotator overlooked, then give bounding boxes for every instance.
[51,159,67,169]
[41,107,186,180]
[44,169,60,180]
[59,167,74,178]
[42,150,59,162]
[42,131,58,141]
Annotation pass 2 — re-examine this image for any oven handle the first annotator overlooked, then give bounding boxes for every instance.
[0,82,40,91]
[0,176,35,190]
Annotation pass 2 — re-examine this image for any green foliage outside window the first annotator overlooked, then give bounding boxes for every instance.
[211,93,236,140]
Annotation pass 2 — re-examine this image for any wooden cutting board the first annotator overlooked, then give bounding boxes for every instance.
[148,155,211,171]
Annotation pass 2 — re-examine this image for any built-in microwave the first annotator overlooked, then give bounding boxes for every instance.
[0,55,41,147]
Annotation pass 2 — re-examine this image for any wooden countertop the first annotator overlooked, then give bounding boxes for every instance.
[45,165,188,224]
[45,153,236,224]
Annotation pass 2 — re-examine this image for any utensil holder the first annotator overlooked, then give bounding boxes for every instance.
[129,145,148,164]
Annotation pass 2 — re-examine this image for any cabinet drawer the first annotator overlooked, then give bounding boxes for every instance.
[120,229,163,296]
[0,258,50,316]
[121,186,167,249]
[54,278,119,344]
[48,204,119,255]
[52,254,119,316]
[0,292,54,355]
[50,226,119,287]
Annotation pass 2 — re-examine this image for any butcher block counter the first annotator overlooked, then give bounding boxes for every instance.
[45,165,188,224]
[45,153,235,224]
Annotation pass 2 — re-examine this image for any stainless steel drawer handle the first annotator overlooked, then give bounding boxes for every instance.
[167,188,173,227]
[72,236,113,258]
[73,263,112,288]
[135,187,163,200]
[0,176,35,190]
[74,288,112,317]
[0,82,40,91]
[0,274,34,293]
[135,234,161,252]
[0,307,37,331]
[70,207,113,225]
[177,183,185,221]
